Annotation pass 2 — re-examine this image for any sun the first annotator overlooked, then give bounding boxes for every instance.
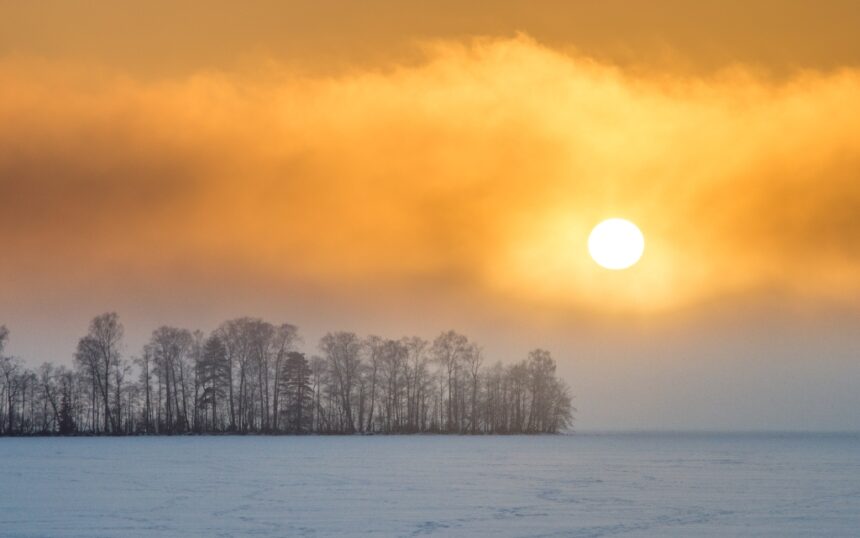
[588,218,645,270]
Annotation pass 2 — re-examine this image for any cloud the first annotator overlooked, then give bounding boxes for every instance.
[2,36,860,313]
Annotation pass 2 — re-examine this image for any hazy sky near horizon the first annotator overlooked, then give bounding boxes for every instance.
[2,1,860,431]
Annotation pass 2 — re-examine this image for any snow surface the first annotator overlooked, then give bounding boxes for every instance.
[1,433,859,537]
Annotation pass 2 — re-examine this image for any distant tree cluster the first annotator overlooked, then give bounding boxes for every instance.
[0,315,574,436]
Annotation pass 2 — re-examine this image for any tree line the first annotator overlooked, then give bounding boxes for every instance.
[0,314,574,436]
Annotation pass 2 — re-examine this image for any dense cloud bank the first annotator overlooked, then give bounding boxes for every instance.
[2,37,860,315]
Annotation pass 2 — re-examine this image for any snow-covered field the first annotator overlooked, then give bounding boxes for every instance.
[1,433,859,537]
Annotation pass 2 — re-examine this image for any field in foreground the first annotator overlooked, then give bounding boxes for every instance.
[1,433,859,537]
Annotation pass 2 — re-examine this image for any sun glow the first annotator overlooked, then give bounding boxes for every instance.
[588,219,645,270]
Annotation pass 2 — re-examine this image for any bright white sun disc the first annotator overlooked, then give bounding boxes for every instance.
[588,218,645,270]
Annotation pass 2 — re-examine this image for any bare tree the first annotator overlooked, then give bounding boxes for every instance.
[1,354,22,433]
[149,326,193,434]
[431,331,469,433]
[464,344,484,433]
[136,346,155,433]
[362,336,386,432]
[38,363,62,432]
[217,318,256,432]
[76,313,124,433]
[269,323,299,431]
[320,332,363,433]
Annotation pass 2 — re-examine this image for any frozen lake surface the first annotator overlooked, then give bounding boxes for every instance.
[1,433,859,537]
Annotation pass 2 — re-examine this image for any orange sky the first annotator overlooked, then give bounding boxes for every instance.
[2,1,859,430]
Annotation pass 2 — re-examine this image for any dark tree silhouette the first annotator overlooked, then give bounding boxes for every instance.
[58,388,76,435]
[197,335,230,432]
[279,352,313,433]
[0,315,574,436]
